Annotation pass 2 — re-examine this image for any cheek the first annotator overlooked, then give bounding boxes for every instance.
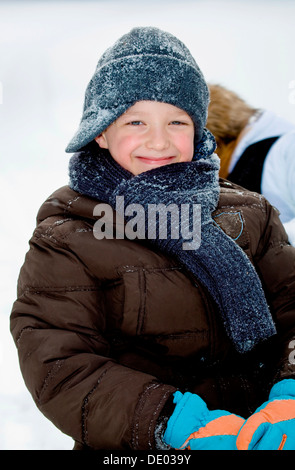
[108,134,141,170]
[174,134,194,161]
[114,135,140,155]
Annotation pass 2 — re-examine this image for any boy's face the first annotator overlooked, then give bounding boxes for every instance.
[95,101,195,175]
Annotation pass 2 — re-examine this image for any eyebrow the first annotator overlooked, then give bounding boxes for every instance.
[123,110,190,118]
[123,110,143,116]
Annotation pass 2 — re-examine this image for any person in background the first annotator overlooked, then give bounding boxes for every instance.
[206,84,295,245]
[10,27,295,451]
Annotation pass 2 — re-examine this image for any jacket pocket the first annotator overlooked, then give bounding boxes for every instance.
[121,269,145,336]
[121,267,210,338]
[102,269,144,336]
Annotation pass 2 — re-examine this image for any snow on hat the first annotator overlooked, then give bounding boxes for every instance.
[65,27,209,153]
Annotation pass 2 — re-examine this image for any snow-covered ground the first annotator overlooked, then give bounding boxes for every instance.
[1,0,295,450]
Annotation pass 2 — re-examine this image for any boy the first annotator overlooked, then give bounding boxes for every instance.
[11,27,295,450]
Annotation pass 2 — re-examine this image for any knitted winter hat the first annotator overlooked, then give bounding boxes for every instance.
[66,27,209,153]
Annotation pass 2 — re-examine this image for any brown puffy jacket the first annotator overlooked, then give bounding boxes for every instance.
[10,180,295,450]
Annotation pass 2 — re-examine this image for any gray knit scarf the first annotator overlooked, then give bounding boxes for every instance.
[69,129,276,353]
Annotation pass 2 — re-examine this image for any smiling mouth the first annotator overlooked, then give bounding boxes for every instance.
[136,156,176,165]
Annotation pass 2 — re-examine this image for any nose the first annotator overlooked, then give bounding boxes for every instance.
[145,125,170,151]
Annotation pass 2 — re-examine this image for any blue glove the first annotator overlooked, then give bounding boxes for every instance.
[163,391,245,450]
[236,379,295,450]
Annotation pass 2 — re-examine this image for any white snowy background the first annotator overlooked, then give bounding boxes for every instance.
[1,0,295,450]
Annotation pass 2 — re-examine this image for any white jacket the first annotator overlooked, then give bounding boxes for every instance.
[230,110,295,245]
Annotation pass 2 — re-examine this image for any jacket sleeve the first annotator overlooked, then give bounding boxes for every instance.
[10,225,175,450]
[261,132,295,246]
[283,217,295,247]
[254,198,295,385]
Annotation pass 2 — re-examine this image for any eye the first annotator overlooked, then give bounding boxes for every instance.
[127,121,143,126]
[170,121,187,126]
